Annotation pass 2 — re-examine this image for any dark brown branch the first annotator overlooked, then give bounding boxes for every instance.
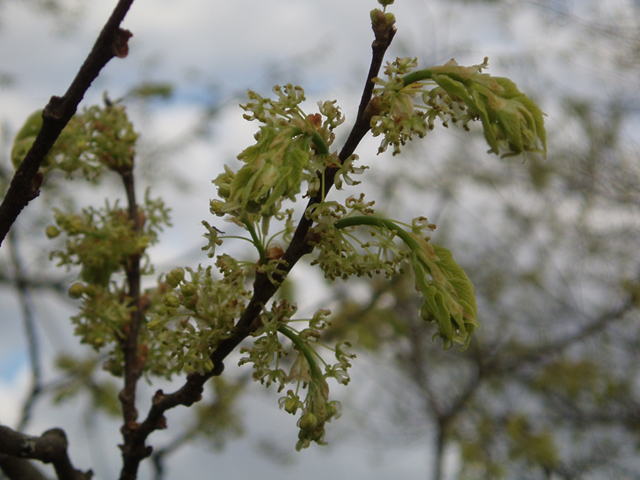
[118,168,147,480]
[0,426,92,480]
[0,0,136,247]
[341,11,396,162]
[0,455,48,480]
[120,14,398,478]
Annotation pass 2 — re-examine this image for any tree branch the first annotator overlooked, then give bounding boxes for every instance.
[117,168,147,480]
[0,426,92,480]
[118,15,398,479]
[0,455,48,480]
[0,0,136,247]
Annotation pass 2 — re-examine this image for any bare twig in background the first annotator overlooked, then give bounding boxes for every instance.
[7,228,42,432]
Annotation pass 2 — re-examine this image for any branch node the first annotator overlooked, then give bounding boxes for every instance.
[43,96,65,121]
[152,390,165,405]
[113,28,133,58]
[28,172,44,200]
[156,416,167,430]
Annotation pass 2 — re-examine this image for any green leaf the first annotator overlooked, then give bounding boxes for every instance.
[412,239,478,350]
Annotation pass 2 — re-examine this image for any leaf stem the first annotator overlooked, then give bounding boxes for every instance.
[333,215,419,251]
[242,218,267,263]
[278,325,323,381]
[401,69,436,87]
[289,127,330,156]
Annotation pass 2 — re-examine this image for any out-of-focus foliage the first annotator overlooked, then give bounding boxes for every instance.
[0,0,84,32]
[191,377,246,450]
[324,0,640,475]
[328,91,640,478]
[53,354,121,416]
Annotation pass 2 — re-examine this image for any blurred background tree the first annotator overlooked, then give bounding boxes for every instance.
[320,2,640,479]
[1,0,639,479]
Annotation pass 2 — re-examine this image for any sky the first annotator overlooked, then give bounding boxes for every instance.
[0,0,635,479]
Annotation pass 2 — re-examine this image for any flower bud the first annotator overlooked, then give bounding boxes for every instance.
[163,293,180,308]
[326,400,342,420]
[266,244,285,260]
[45,225,61,239]
[180,283,197,297]
[66,217,84,235]
[203,359,214,372]
[165,268,185,288]
[370,8,385,25]
[182,290,199,310]
[68,283,86,299]
[298,412,319,430]
[282,397,298,414]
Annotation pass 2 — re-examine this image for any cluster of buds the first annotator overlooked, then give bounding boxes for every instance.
[147,257,251,376]
[47,193,168,364]
[239,304,354,450]
[11,99,139,179]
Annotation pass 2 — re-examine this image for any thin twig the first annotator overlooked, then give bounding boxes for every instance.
[7,228,42,432]
[495,295,637,374]
[150,430,197,480]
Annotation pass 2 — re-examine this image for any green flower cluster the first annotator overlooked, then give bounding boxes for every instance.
[67,283,133,351]
[209,85,363,247]
[50,191,168,287]
[239,302,354,450]
[11,99,139,178]
[30,101,174,377]
[49,192,169,351]
[206,85,364,267]
[306,195,410,280]
[147,257,251,376]
[371,57,547,158]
